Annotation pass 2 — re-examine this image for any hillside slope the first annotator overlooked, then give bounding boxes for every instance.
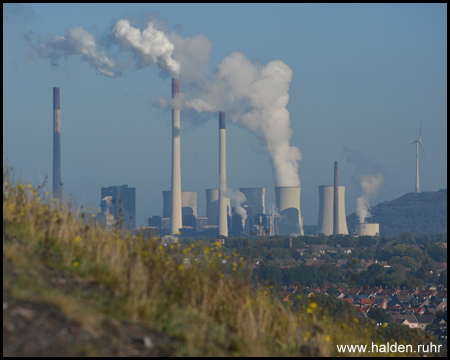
[346,189,447,236]
[3,165,441,356]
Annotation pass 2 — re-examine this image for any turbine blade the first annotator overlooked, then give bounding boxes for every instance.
[419,142,427,158]
[419,121,422,138]
[411,141,416,145]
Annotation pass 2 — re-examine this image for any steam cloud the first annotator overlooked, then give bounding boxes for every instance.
[32,26,117,78]
[182,52,302,187]
[224,189,247,229]
[343,147,384,223]
[110,19,180,77]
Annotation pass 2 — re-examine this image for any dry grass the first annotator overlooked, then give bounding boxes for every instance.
[3,162,417,357]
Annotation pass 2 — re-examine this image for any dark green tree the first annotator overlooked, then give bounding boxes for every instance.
[369,307,389,323]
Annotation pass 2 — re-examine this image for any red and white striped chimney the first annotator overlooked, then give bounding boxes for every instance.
[218,111,228,236]
[52,87,61,199]
[170,78,182,234]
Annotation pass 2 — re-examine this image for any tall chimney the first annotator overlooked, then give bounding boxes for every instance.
[170,78,182,235]
[333,161,339,235]
[52,87,61,199]
[218,111,228,236]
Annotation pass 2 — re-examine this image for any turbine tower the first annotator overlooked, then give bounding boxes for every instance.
[411,121,426,193]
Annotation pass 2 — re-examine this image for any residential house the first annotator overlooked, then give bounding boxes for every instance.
[360,298,375,308]
[417,290,438,301]
[415,313,437,330]
[389,313,419,329]
[373,298,389,309]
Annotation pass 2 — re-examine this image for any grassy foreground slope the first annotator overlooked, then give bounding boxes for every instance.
[2,165,436,356]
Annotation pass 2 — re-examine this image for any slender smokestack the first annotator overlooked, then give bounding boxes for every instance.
[170,78,182,235]
[218,111,228,236]
[52,87,61,199]
[333,161,339,235]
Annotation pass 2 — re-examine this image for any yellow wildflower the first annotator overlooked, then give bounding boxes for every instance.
[73,262,79,267]
[310,302,317,309]
[178,264,184,271]
[74,236,82,242]
[326,335,331,342]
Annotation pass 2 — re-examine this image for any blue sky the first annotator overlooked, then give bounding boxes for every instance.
[3,3,447,227]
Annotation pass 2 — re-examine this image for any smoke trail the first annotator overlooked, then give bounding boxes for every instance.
[343,147,384,223]
[110,19,180,77]
[224,189,247,228]
[32,26,117,78]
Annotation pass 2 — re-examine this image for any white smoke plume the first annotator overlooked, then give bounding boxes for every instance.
[343,147,385,223]
[110,19,180,77]
[33,26,117,78]
[181,51,302,187]
[224,189,247,229]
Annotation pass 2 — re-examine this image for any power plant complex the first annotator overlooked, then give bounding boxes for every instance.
[52,81,381,239]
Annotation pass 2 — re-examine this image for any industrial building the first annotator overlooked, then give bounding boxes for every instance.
[240,188,265,214]
[356,221,380,237]
[100,185,136,229]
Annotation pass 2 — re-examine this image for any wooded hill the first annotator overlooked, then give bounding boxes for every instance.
[346,189,447,237]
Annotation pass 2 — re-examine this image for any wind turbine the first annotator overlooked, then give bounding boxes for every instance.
[411,121,426,193]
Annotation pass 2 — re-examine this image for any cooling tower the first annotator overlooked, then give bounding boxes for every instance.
[240,188,265,215]
[181,191,197,217]
[218,111,228,236]
[52,87,61,199]
[171,78,182,235]
[206,189,230,225]
[164,190,198,218]
[356,223,379,237]
[275,187,304,236]
[318,185,349,236]
[206,189,219,225]
[162,191,171,218]
[333,161,339,235]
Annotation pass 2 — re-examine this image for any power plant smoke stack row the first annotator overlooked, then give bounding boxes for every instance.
[318,185,349,236]
[206,189,230,225]
[170,78,182,235]
[333,161,339,235]
[240,188,265,214]
[275,186,304,236]
[218,111,228,236]
[52,87,61,199]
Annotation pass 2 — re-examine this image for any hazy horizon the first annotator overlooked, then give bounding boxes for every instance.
[3,3,447,227]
